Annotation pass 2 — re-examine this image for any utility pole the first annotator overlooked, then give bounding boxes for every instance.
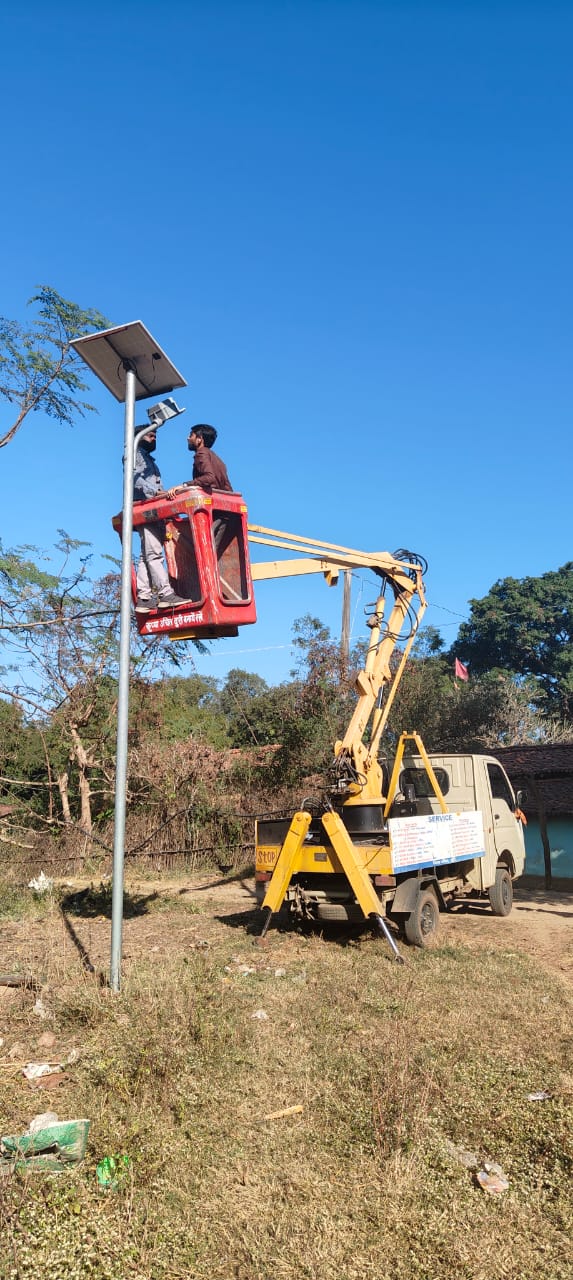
[341,569,352,666]
[70,323,186,991]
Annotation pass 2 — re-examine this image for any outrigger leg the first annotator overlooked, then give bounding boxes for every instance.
[257,809,404,964]
[321,812,404,964]
[257,812,313,942]
[259,906,273,939]
[371,913,405,964]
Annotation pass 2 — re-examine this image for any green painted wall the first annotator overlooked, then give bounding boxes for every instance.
[524,818,573,878]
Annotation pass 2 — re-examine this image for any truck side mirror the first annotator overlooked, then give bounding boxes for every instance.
[516,789,528,807]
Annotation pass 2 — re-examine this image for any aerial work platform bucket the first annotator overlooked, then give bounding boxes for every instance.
[112,487,257,639]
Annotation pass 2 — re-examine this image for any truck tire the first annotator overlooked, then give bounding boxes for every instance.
[488,867,513,917]
[317,901,365,923]
[404,887,440,947]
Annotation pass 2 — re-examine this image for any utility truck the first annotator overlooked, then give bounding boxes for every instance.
[114,483,525,955]
[251,537,526,956]
[256,735,526,950]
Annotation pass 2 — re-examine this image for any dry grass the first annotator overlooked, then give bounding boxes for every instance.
[0,880,572,1279]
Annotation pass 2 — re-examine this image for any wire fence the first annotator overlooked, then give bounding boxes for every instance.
[0,808,260,879]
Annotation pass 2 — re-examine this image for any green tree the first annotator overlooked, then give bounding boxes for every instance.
[387,652,548,754]
[146,674,229,748]
[264,616,360,789]
[452,563,573,718]
[0,285,109,448]
[0,699,47,810]
[0,536,193,831]
[219,668,271,746]
[218,668,297,749]
[0,539,121,829]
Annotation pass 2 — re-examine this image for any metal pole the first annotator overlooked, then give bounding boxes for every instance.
[341,569,351,666]
[110,365,136,991]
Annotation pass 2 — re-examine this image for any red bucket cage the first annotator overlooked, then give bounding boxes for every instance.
[112,488,257,639]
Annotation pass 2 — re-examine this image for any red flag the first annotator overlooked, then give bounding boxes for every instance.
[454,658,469,681]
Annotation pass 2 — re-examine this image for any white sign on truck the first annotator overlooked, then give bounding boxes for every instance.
[388,810,485,874]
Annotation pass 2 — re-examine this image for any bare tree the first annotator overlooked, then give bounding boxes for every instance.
[0,535,194,831]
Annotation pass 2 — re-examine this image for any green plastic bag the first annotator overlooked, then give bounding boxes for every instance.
[96,1154,130,1190]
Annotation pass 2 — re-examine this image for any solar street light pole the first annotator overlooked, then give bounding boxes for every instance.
[110,383,175,991]
[69,322,186,993]
[110,363,136,992]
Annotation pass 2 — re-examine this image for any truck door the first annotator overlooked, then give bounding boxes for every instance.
[485,762,521,872]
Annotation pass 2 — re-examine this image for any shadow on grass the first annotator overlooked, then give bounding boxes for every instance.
[59,909,106,983]
[215,906,262,935]
[215,905,399,953]
[60,884,160,919]
[181,871,257,896]
[58,885,160,984]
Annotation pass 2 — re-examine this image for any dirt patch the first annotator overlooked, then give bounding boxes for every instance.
[129,872,573,976]
[3,871,571,986]
[440,879,573,983]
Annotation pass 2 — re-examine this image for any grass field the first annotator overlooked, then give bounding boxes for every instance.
[1,874,572,1279]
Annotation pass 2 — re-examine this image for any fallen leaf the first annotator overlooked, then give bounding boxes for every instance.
[28,1072,68,1090]
[263,1104,304,1121]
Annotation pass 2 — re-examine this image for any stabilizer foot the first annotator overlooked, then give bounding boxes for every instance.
[259,906,273,939]
[371,913,405,963]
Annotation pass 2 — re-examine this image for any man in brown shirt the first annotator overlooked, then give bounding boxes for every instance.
[187,424,233,492]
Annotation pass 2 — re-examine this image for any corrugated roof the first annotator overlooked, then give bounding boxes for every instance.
[493,743,573,775]
[493,743,573,817]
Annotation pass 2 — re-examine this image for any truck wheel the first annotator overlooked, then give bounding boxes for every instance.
[317,902,364,923]
[489,867,513,917]
[404,888,439,948]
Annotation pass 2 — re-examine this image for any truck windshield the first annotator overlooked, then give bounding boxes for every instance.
[399,766,450,798]
[486,763,515,808]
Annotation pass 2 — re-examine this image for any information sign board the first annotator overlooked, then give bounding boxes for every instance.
[388,810,485,874]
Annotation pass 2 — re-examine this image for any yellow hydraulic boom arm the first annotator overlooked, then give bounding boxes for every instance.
[247,525,427,803]
[247,526,428,960]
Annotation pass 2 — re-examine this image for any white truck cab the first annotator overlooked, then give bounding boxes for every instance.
[395,752,526,888]
[255,751,526,947]
[386,752,526,935]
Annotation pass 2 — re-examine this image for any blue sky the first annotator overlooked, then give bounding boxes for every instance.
[1,1,571,687]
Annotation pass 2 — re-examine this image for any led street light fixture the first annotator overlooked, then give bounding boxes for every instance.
[147,397,186,427]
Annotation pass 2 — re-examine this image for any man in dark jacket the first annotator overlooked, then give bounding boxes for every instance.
[133,429,191,612]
